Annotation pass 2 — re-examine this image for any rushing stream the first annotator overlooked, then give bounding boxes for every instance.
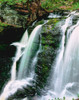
[1,11,79,100]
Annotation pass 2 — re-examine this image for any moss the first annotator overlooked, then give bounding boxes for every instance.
[35,17,62,94]
[42,18,61,35]
[35,20,44,26]
[0,22,7,31]
[0,22,8,27]
[0,27,4,32]
[42,40,46,44]
[47,18,60,25]
[0,22,9,33]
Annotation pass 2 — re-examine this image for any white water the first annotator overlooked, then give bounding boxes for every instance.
[60,26,79,96]
[0,79,31,100]
[48,13,61,18]
[40,12,79,100]
[52,14,73,94]
[1,11,79,100]
[18,25,42,79]
[0,29,28,100]
[0,25,42,100]
[11,29,28,80]
[52,13,79,98]
[27,41,42,80]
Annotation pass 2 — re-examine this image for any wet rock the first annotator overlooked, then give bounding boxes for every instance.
[35,19,62,95]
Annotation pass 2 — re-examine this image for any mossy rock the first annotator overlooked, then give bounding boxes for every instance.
[35,19,62,95]
[47,18,60,25]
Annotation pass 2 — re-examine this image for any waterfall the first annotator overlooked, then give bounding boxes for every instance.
[60,25,79,97]
[0,25,42,100]
[40,12,79,100]
[27,41,42,80]
[0,29,28,100]
[1,11,79,100]
[52,13,79,98]
[10,29,28,80]
[18,25,42,79]
[52,14,73,94]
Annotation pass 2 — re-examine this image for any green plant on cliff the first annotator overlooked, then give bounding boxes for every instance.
[0,0,79,10]
[72,2,79,10]
[41,0,79,10]
[0,0,27,5]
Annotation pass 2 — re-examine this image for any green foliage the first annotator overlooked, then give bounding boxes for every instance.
[0,22,8,27]
[0,0,27,5]
[41,0,52,9]
[41,0,79,10]
[47,18,60,25]
[0,22,8,32]
[72,2,79,10]
[41,0,59,10]
[0,0,79,10]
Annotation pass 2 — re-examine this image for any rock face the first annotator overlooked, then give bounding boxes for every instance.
[0,4,28,27]
[0,3,48,43]
[0,4,27,44]
[35,18,62,95]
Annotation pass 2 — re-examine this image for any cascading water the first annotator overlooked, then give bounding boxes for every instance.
[26,41,42,80]
[60,25,79,97]
[52,12,79,98]
[52,13,73,94]
[0,29,28,100]
[0,25,42,100]
[1,11,79,100]
[40,12,79,100]
[18,25,42,79]
[11,29,28,80]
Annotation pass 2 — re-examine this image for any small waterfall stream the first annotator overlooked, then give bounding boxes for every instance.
[0,29,29,100]
[18,25,42,79]
[60,25,79,96]
[0,25,42,100]
[11,29,28,80]
[52,12,79,98]
[52,13,73,94]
